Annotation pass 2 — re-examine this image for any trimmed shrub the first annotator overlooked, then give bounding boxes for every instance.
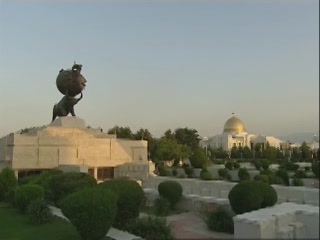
[312,161,319,178]
[178,173,187,178]
[124,216,174,240]
[304,166,311,171]
[172,169,178,177]
[275,169,290,186]
[293,170,307,179]
[99,179,144,228]
[0,167,18,201]
[200,169,213,180]
[218,168,228,178]
[60,187,117,240]
[292,178,304,186]
[44,172,97,205]
[14,184,44,213]
[158,181,182,209]
[267,174,284,185]
[183,166,194,177]
[254,161,261,170]
[260,169,273,175]
[206,207,234,233]
[284,162,299,171]
[233,162,240,169]
[225,161,234,170]
[153,197,170,216]
[27,199,52,224]
[238,168,250,181]
[158,165,172,176]
[254,174,269,184]
[261,160,270,170]
[228,180,277,214]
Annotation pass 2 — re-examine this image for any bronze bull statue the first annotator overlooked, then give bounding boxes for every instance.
[52,92,83,122]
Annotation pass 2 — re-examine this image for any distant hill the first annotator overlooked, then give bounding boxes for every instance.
[278,131,319,144]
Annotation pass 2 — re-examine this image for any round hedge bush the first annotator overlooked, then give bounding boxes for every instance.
[158,181,182,209]
[254,174,269,184]
[238,168,250,181]
[60,187,117,240]
[234,162,240,169]
[27,199,52,224]
[0,167,18,201]
[99,178,144,228]
[312,161,319,179]
[200,169,213,180]
[292,178,304,186]
[44,172,97,205]
[225,161,234,170]
[218,168,228,178]
[153,197,170,216]
[275,169,290,186]
[14,184,44,213]
[206,206,234,233]
[261,160,270,170]
[267,174,284,185]
[228,180,277,214]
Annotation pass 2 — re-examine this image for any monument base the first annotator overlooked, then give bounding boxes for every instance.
[49,116,86,129]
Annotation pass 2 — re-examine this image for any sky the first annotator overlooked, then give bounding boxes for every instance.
[0,0,319,139]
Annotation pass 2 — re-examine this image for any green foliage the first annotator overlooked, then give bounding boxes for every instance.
[14,184,44,213]
[225,161,234,170]
[228,180,277,214]
[260,169,273,175]
[189,148,207,168]
[254,174,269,184]
[174,127,200,151]
[304,166,311,171]
[312,161,319,179]
[200,169,213,180]
[238,168,250,181]
[206,207,234,233]
[300,142,312,160]
[153,138,189,162]
[108,126,135,139]
[292,178,304,186]
[233,162,240,169]
[267,174,284,185]
[261,160,270,170]
[183,165,194,177]
[157,165,172,176]
[0,167,18,201]
[172,169,178,177]
[124,216,174,240]
[293,170,307,179]
[60,187,117,240]
[254,161,261,170]
[275,169,290,186]
[99,179,144,228]
[44,172,97,205]
[158,180,182,209]
[218,168,229,178]
[178,173,187,178]
[283,162,299,171]
[153,197,171,216]
[27,199,52,224]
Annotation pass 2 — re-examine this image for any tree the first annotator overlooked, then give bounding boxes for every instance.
[300,142,312,160]
[152,139,180,162]
[164,129,175,140]
[174,128,200,151]
[189,148,207,168]
[108,126,135,139]
[242,146,252,159]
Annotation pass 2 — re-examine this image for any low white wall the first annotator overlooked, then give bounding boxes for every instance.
[233,202,319,239]
[143,176,319,206]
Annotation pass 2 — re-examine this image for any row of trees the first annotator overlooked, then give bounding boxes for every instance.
[106,125,319,164]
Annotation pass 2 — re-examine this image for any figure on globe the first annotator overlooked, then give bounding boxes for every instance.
[52,61,86,122]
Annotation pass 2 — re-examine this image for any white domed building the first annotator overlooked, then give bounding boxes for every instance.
[200,113,284,151]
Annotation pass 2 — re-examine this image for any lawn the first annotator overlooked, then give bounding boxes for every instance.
[0,203,81,240]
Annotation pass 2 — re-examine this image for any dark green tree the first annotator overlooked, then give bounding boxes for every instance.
[300,142,312,160]
[174,128,200,151]
[189,148,207,168]
[108,126,135,139]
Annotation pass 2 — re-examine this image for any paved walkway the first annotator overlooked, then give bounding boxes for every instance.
[166,212,234,240]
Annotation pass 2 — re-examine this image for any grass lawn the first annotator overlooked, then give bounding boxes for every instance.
[0,202,81,240]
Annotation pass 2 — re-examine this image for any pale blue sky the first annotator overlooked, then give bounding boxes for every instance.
[0,0,318,138]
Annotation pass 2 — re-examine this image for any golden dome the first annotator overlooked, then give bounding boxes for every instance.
[223,114,246,133]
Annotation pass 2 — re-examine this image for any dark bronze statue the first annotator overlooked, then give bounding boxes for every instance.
[56,63,87,97]
[52,62,86,121]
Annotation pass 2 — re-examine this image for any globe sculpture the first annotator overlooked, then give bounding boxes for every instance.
[52,62,86,122]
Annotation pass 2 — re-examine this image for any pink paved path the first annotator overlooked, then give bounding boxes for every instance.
[166,212,234,240]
